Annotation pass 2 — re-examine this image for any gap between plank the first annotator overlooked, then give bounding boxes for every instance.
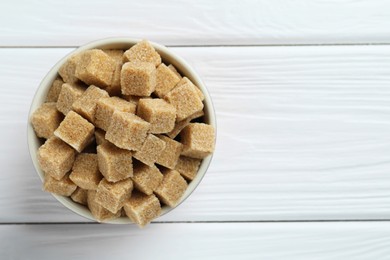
[2,43,390,48]
[1,219,390,225]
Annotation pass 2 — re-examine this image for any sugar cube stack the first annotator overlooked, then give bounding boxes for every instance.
[31,40,215,227]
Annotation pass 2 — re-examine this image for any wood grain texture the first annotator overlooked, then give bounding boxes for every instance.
[1,0,390,46]
[2,46,390,222]
[1,222,390,259]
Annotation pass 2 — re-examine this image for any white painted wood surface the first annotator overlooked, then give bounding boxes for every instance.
[2,222,390,259]
[2,46,390,222]
[1,0,390,46]
[2,0,390,258]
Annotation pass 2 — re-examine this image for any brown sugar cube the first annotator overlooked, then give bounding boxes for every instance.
[72,85,109,123]
[166,119,188,139]
[123,40,161,67]
[56,82,85,115]
[122,95,151,105]
[75,49,116,88]
[132,163,163,195]
[87,190,121,222]
[105,111,150,151]
[155,135,182,169]
[155,169,188,207]
[95,129,107,145]
[46,78,64,102]
[38,136,76,180]
[69,153,102,190]
[167,110,204,139]
[175,77,205,101]
[103,49,124,65]
[58,54,80,84]
[188,109,204,120]
[164,83,204,121]
[122,95,137,104]
[31,102,63,139]
[102,50,124,95]
[95,97,136,131]
[181,123,215,159]
[54,111,95,152]
[175,156,201,181]
[124,191,161,227]
[121,61,156,96]
[95,178,133,213]
[168,64,182,79]
[43,173,77,196]
[71,187,88,205]
[105,64,122,96]
[154,64,181,98]
[133,134,166,166]
[97,142,133,182]
[137,98,176,134]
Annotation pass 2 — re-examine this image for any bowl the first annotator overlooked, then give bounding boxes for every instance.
[27,37,216,224]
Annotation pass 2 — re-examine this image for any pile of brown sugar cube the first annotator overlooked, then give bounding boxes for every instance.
[31,40,215,227]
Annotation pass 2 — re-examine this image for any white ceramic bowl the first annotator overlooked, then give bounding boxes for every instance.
[27,38,216,224]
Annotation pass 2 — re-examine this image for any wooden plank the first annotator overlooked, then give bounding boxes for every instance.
[2,46,390,223]
[1,222,390,259]
[1,0,390,46]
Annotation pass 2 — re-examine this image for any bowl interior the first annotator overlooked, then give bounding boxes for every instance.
[27,38,216,224]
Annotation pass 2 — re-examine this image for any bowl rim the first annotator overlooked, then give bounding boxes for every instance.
[27,37,216,224]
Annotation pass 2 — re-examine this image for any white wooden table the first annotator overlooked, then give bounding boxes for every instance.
[2,0,390,259]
